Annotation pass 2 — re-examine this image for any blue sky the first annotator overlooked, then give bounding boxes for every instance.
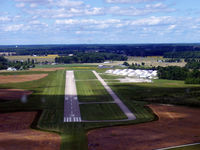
[0,0,200,44]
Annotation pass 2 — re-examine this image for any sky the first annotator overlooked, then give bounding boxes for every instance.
[0,0,200,45]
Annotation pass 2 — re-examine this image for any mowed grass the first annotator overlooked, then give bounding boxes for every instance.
[76,80,113,102]
[80,103,127,120]
[74,71,97,80]
[108,79,200,107]
[169,144,200,150]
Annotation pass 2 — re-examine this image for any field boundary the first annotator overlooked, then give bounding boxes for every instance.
[156,143,200,150]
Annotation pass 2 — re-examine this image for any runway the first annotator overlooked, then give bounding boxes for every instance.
[64,71,81,122]
[92,71,136,120]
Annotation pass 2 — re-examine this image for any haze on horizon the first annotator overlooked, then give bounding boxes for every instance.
[0,0,200,45]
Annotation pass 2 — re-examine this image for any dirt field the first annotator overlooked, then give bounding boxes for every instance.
[87,105,200,150]
[31,68,66,72]
[0,74,48,84]
[0,89,32,100]
[0,112,60,150]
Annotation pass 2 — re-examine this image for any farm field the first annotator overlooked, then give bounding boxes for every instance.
[0,74,48,84]
[5,55,58,63]
[0,111,60,150]
[0,65,200,150]
[127,56,186,67]
[71,56,186,68]
[88,104,200,150]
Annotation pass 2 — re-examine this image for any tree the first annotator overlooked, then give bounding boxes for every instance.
[123,62,130,66]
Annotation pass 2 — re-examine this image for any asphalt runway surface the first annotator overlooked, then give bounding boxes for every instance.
[64,71,81,122]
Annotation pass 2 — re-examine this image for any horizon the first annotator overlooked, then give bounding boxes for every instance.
[1,42,200,46]
[1,0,200,44]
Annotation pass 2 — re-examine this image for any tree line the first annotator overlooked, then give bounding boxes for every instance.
[157,66,200,84]
[1,44,200,56]
[55,53,127,63]
[164,51,200,59]
[0,56,35,70]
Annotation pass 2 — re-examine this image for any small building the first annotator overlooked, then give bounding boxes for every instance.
[7,67,17,71]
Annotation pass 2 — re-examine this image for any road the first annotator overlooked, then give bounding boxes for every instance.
[92,71,136,120]
[64,71,82,122]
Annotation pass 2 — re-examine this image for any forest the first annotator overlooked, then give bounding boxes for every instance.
[1,44,200,56]
[55,52,127,63]
[157,66,200,84]
[164,51,200,58]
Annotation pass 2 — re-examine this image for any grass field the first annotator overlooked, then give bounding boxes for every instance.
[80,103,127,120]
[74,71,97,80]
[76,78,113,102]
[35,64,97,68]
[108,79,200,107]
[1,67,200,150]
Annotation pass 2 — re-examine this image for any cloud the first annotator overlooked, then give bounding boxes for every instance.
[30,3,37,8]
[0,16,11,22]
[109,3,175,16]
[105,0,162,4]
[3,24,25,32]
[55,0,84,7]
[130,16,175,26]
[55,19,121,30]
[168,24,176,30]
[16,3,25,8]
[15,0,84,8]
[29,20,48,27]
[25,6,104,18]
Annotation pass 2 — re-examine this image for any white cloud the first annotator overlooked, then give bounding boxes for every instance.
[55,19,120,25]
[131,16,174,26]
[55,0,83,7]
[55,19,121,30]
[3,24,24,32]
[168,24,176,30]
[15,0,84,7]
[0,16,11,22]
[105,0,161,4]
[27,6,104,18]
[30,3,37,8]
[109,3,175,16]
[16,3,25,8]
